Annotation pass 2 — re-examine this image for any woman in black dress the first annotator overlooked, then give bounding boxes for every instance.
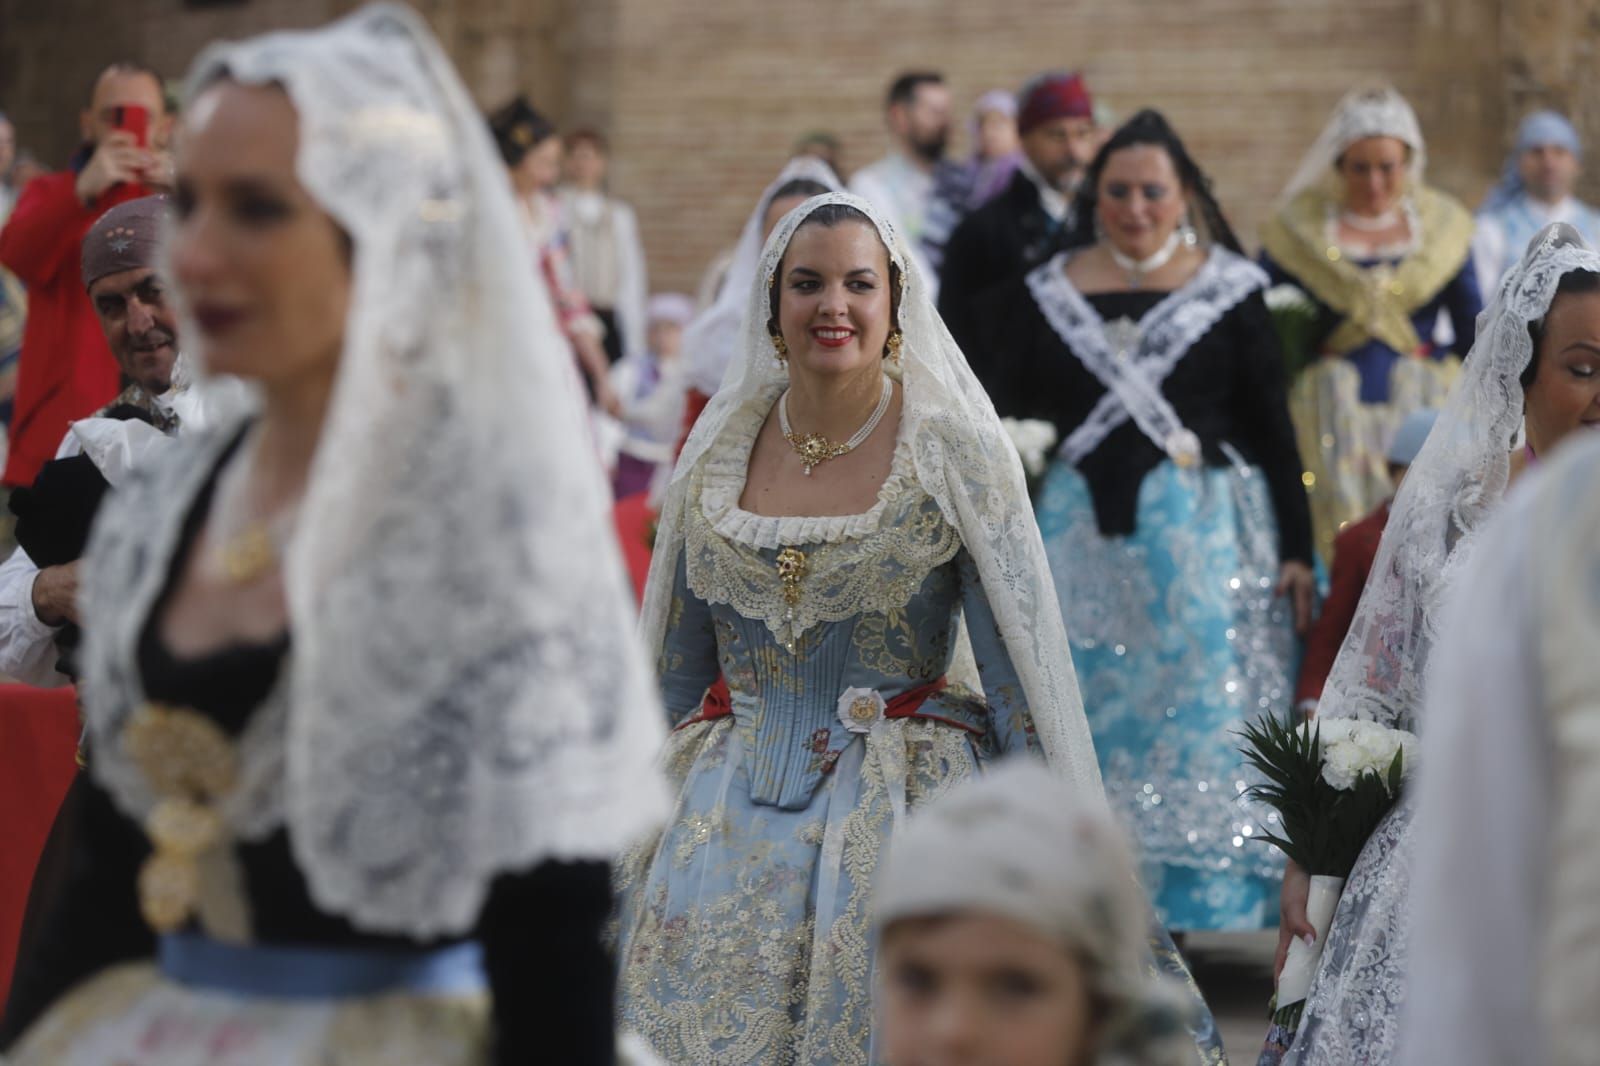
[0,7,665,1063]
[969,109,1314,935]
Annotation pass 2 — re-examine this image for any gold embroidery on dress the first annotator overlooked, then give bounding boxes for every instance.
[124,703,239,935]
[684,469,962,651]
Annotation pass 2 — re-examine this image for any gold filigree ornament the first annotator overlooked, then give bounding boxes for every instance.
[217,523,278,584]
[776,377,894,476]
[776,547,809,653]
[776,548,808,607]
[123,703,239,933]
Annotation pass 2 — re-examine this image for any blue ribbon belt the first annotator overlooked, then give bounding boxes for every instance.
[158,933,487,999]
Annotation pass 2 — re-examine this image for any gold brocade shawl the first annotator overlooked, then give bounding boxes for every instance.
[1259,185,1474,357]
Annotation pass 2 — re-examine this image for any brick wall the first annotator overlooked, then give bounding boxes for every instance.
[601,0,1450,293]
[0,0,1585,294]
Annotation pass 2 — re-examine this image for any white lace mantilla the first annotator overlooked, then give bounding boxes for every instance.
[1285,224,1600,1064]
[77,6,669,940]
[1025,246,1267,467]
[641,192,1106,804]
[685,390,962,646]
[1319,223,1600,730]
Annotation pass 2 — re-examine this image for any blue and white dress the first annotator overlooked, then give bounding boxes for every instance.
[614,401,1038,1065]
[973,247,1314,931]
[614,393,1228,1064]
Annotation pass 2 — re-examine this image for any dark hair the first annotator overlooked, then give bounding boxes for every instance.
[487,96,556,167]
[565,127,607,153]
[766,202,902,340]
[1064,108,1243,255]
[887,72,944,110]
[1523,268,1600,389]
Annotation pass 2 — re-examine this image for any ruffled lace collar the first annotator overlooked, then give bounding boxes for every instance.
[698,384,919,550]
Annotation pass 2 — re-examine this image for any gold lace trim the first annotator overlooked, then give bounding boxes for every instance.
[1259,185,1474,357]
[684,465,962,648]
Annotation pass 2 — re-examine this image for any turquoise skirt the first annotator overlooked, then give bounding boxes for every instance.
[1037,455,1295,931]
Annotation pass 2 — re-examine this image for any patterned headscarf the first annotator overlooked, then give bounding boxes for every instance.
[1017,72,1093,136]
[81,195,168,290]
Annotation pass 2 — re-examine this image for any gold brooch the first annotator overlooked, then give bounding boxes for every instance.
[777,548,807,606]
[783,432,851,476]
[124,703,237,933]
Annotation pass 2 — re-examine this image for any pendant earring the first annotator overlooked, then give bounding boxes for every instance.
[884,329,903,364]
[1180,215,1199,247]
[771,332,789,363]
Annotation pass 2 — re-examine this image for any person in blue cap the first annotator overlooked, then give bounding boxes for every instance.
[1474,110,1600,294]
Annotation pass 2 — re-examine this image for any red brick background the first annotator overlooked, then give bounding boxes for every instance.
[1,0,1592,293]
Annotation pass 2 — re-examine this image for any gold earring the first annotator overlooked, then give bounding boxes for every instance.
[771,333,789,362]
[884,330,903,364]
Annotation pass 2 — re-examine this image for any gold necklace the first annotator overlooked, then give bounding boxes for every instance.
[209,440,301,585]
[778,377,893,475]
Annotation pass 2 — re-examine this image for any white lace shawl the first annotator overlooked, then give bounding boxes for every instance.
[682,157,843,397]
[1024,245,1268,466]
[81,4,667,938]
[1318,222,1600,730]
[640,191,1105,803]
[1278,86,1426,207]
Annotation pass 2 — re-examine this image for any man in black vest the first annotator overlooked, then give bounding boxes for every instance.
[938,72,1099,371]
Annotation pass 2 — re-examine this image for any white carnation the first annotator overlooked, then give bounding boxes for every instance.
[1266,283,1314,313]
[1314,718,1418,793]
[1000,418,1058,478]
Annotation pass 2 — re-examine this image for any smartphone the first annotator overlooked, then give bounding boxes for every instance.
[111,104,149,148]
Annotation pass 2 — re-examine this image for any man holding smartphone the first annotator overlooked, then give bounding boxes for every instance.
[0,62,172,489]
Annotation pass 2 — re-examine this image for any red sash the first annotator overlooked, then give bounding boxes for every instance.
[676,675,959,731]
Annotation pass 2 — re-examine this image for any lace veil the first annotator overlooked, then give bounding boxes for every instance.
[683,157,842,397]
[1319,221,1600,728]
[162,4,666,935]
[1278,86,1426,207]
[641,191,1104,800]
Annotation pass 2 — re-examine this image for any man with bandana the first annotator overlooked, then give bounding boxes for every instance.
[0,196,181,687]
[1474,110,1600,295]
[938,72,1100,365]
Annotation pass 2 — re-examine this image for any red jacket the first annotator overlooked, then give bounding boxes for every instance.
[1295,500,1391,708]
[0,172,144,486]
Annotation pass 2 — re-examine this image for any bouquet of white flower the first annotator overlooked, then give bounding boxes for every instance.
[1265,283,1320,381]
[1000,417,1057,496]
[1238,714,1417,1034]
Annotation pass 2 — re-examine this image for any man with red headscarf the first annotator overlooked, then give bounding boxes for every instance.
[938,72,1099,365]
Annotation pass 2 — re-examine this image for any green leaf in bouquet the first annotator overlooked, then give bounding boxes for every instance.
[1236,714,1410,876]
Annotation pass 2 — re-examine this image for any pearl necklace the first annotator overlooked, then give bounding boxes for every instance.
[1106,230,1181,289]
[779,376,893,475]
[1339,208,1402,232]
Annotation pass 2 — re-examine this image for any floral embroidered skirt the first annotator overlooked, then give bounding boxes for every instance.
[1036,456,1295,931]
[1291,354,1459,563]
[612,714,983,1066]
[8,951,490,1065]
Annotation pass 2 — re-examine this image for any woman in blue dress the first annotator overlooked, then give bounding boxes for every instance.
[968,110,1316,934]
[1259,87,1481,562]
[615,192,1224,1065]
